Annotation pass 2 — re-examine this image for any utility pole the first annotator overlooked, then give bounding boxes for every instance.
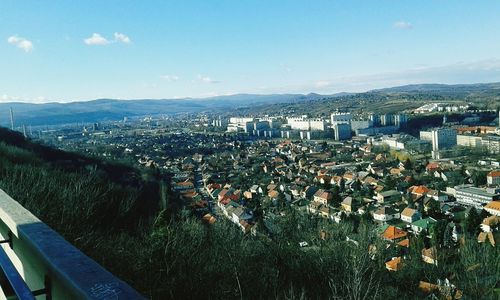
[9,108,14,130]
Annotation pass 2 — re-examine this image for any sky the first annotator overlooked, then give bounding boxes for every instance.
[1,1,500,103]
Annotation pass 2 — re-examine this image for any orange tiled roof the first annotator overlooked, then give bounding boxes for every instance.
[385,257,403,271]
[485,201,500,212]
[488,171,500,177]
[382,226,408,241]
[409,185,430,195]
[426,162,440,170]
[397,239,410,248]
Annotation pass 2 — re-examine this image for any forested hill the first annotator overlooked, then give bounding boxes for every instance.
[0,127,163,294]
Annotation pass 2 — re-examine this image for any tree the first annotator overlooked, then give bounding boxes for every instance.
[430,220,447,248]
[464,207,481,235]
[471,170,487,187]
[351,179,361,192]
[443,223,455,248]
[339,178,346,193]
[403,158,413,170]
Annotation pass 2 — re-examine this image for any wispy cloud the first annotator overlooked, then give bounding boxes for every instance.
[393,21,413,30]
[84,33,110,45]
[84,32,131,45]
[311,59,500,93]
[197,74,220,84]
[7,35,34,52]
[160,75,180,82]
[114,32,131,44]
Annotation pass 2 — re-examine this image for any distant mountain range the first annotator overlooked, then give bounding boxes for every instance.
[0,93,336,126]
[1,82,499,127]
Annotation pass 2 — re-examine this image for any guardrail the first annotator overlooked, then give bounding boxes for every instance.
[0,189,144,299]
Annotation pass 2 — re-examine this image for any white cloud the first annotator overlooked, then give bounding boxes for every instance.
[160,75,180,82]
[393,21,413,30]
[84,33,110,45]
[7,35,34,52]
[114,32,131,44]
[84,32,131,45]
[197,74,220,84]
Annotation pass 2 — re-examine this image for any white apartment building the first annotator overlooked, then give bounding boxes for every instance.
[330,112,352,125]
[287,117,326,131]
[454,184,500,208]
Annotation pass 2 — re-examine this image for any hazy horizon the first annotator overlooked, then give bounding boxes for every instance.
[0,79,499,105]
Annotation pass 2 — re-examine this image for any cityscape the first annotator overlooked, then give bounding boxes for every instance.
[1,1,500,300]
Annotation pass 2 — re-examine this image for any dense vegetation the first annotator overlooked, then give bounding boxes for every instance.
[0,128,498,299]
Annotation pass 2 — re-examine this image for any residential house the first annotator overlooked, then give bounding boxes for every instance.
[381,225,408,242]
[427,189,449,202]
[308,200,322,214]
[376,190,401,203]
[400,207,422,223]
[487,171,500,186]
[421,247,438,265]
[202,213,217,225]
[480,216,500,233]
[385,257,404,272]
[319,206,330,218]
[408,185,430,199]
[341,197,357,212]
[484,201,500,216]
[313,189,332,205]
[373,206,400,222]
[411,217,437,235]
[426,162,441,174]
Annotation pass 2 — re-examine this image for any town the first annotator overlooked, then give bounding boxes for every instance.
[31,101,500,298]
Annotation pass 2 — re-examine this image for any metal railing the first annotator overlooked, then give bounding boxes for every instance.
[0,189,143,300]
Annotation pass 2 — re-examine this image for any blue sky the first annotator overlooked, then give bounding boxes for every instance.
[1,1,500,103]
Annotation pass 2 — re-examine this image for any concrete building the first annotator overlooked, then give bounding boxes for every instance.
[227,117,255,133]
[421,128,458,159]
[420,130,433,142]
[457,134,483,148]
[287,117,326,131]
[330,112,352,125]
[431,128,457,151]
[334,123,352,141]
[356,126,399,136]
[380,114,393,126]
[351,120,372,131]
[393,114,408,128]
[481,135,500,154]
[454,184,500,208]
[369,114,380,127]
